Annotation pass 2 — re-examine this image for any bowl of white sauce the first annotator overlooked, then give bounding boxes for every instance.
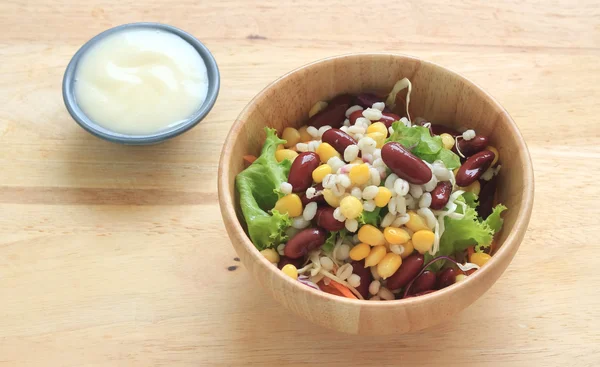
[62,22,219,144]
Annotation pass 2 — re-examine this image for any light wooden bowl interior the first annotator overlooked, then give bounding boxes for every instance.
[218,53,534,335]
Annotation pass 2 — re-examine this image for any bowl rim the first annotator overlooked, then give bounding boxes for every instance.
[218,52,534,307]
[62,22,220,145]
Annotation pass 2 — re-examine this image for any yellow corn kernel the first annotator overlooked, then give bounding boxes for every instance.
[440,133,455,150]
[486,146,499,166]
[260,248,280,264]
[384,227,411,245]
[282,127,301,148]
[455,274,467,283]
[453,168,459,176]
[309,101,328,118]
[461,180,481,196]
[322,189,341,207]
[401,240,414,259]
[277,144,285,151]
[340,195,363,219]
[412,230,435,254]
[316,142,341,163]
[376,253,402,279]
[358,225,386,247]
[349,243,371,261]
[349,163,370,185]
[298,126,312,142]
[351,158,364,165]
[370,265,381,280]
[312,164,332,183]
[275,149,298,163]
[366,122,388,136]
[374,187,393,207]
[364,245,387,267]
[470,252,492,267]
[273,194,303,217]
[282,264,298,279]
[367,132,386,148]
[405,211,429,232]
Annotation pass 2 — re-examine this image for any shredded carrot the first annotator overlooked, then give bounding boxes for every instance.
[243,155,257,167]
[328,280,357,299]
[318,282,343,297]
[243,155,257,163]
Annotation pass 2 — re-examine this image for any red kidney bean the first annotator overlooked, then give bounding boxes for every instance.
[455,150,495,187]
[284,227,327,259]
[350,260,372,299]
[278,256,304,270]
[354,93,383,108]
[329,94,353,107]
[409,270,436,295]
[307,104,347,129]
[288,152,320,192]
[379,112,401,128]
[430,124,460,136]
[386,253,424,290]
[457,135,488,157]
[314,206,345,231]
[350,109,399,127]
[430,181,452,210]
[381,142,432,185]
[321,128,357,155]
[348,109,364,125]
[478,176,497,219]
[300,184,325,206]
[436,268,457,289]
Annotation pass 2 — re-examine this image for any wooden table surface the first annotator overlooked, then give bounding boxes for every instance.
[1,1,599,366]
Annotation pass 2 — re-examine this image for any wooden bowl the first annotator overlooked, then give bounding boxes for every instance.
[218,53,534,335]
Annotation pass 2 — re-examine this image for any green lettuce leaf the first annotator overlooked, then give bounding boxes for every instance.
[484,204,507,233]
[388,122,441,155]
[440,205,493,255]
[462,192,479,209]
[447,212,490,248]
[322,232,338,253]
[425,195,508,269]
[358,207,382,227]
[387,122,461,169]
[235,128,293,250]
[430,148,461,170]
[425,200,492,270]
[322,229,348,253]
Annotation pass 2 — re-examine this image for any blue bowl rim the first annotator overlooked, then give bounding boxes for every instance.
[62,22,220,145]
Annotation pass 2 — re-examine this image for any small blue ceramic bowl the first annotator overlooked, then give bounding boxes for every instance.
[62,22,220,145]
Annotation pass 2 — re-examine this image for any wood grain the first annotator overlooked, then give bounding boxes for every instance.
[0,0,599,365]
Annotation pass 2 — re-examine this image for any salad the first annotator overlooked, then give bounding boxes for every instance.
[236,78,506,300]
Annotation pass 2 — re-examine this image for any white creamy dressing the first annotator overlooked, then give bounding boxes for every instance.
[74,29,208,135]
